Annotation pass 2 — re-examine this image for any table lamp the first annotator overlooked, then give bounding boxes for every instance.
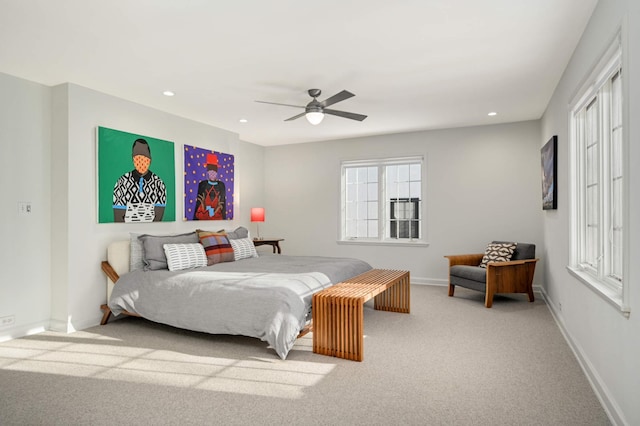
[250,207,265,240]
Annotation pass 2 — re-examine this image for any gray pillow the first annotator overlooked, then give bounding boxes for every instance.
[215,226,249,240]
[129,233,144,271]
[139,232,199,270]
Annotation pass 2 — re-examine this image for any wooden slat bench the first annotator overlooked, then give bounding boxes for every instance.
[312,269,410,361]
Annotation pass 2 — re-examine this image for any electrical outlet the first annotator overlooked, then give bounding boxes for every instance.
[18,202,32,215]
[0,315,15,328]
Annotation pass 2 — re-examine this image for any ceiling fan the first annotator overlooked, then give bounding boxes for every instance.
[256,89,367,125]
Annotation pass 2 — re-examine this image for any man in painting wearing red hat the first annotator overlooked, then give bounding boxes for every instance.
[193,153,226,220]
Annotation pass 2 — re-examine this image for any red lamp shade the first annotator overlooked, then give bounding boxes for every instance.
[250,207,265,222]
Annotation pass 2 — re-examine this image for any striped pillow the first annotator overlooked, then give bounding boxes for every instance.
[197,231,235,265]
[163,243,207,271]
[230,237,259,260]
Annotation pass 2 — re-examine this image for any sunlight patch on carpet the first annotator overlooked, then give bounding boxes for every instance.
[0,331,336,400]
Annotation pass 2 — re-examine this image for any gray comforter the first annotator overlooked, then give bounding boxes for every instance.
[108,255,372,359]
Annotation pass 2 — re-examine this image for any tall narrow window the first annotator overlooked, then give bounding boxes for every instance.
[341,157,424,244]
[569,34,627,314]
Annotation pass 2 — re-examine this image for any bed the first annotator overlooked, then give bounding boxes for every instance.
[102,231,372,359]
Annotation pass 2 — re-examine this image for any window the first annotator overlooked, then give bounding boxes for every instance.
[569,33,628,315]
[341,156,424,244]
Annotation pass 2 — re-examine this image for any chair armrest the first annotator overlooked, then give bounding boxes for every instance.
[485,258,538,296]
[444,254,484,267]
[485,258,538,268]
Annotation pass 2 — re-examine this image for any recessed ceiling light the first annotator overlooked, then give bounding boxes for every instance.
[239,118,248,123]
[163,91,175,97]
[488,112,497,116]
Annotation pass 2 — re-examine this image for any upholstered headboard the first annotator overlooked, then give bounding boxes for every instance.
[106,240,131,301]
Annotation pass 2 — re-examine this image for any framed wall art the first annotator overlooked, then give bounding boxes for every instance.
[541,135,558,210]
[184,145,234,221]
[97,127,176,223]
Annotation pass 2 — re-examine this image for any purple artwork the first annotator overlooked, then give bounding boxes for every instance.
[184,146,234,221]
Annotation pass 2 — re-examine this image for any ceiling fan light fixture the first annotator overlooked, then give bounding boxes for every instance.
[256,88,366,124]
[305,111,324,125]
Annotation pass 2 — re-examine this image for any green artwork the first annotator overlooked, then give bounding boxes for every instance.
[97,126,175,223]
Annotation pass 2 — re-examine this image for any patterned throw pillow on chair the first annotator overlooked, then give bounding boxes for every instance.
[479,242,517,268]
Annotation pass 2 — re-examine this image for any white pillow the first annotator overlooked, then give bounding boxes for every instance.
[163,243,207,271]
[230,237,259,260]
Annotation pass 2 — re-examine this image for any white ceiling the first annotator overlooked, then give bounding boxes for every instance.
[0,0,598,146]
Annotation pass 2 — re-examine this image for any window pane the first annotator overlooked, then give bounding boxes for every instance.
[345,202,357,220]
[609,70,623,282]
[368,182,378,201]
[357,167,368,182]
[346,183,357,202]
[397,164,409,182]
[410,181,421,198]
[368,201,378,219]
[410,164,421,181]
[387,165,397,182]
[357,184,368,201]
[367,167,378,182]
[395,182,407,198]
[387,183,398,199]
[356,201,367,218]
[367,220,379,238]
[346,168,357,184]
[345,220,358,238]
[356,220,367,238]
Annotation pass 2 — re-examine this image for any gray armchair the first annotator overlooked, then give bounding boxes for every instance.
[445,242,538,308]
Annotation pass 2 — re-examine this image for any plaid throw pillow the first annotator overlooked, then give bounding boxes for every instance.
[197,231,235,265]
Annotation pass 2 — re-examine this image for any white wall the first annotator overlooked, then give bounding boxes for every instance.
[540,0,639,424]
[0,73,52,339]
[1,77,265,338]
[263,121,543,285]
[56,83,266,331]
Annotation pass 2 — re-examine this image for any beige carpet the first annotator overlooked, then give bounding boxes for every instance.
[0,285,610,425]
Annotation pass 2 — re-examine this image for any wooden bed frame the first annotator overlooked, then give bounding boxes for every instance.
[100,260,140,325]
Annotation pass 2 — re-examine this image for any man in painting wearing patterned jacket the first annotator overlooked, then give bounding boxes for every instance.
[112,138,167,222]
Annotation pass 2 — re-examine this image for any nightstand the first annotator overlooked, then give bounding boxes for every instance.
[253,238,284,254]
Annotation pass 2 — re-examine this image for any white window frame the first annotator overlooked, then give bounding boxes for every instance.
[567,31,630,316]
[339,156,427,246]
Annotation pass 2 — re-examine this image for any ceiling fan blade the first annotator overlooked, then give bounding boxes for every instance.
[320,90,355,108]
[255,100,305,109]
[284,112,306,121]
[323,108,367,121]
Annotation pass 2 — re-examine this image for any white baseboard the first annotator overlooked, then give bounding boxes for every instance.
[0,321,48,343]
[410,276,448,286]
[539,288,626,426]
[0,314,104,344]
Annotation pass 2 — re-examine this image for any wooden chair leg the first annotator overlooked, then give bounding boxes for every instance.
[448,283,455,297]
[100,304,112,325]
[527,286,535,302]
[484,287,494,308]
